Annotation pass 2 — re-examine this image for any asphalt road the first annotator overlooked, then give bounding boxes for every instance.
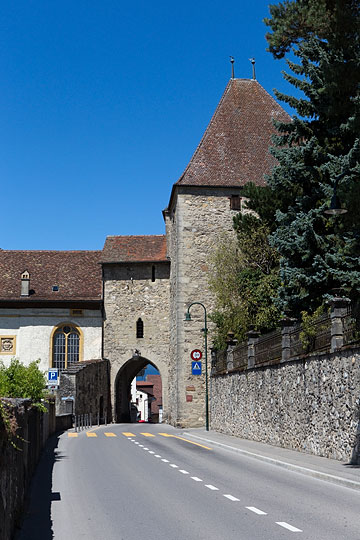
[16,423,360,540]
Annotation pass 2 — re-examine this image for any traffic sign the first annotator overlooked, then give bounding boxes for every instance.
[47,368,59,385]
[190,349,202,361]
[192,361,202,375]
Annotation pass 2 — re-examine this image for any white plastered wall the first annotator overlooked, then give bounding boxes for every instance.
[0,307,102,372]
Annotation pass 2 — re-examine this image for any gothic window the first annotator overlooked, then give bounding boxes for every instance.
[136,318,144,339]
[52,324,81,371]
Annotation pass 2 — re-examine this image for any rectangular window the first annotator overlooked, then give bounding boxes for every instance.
[230,195,241,211]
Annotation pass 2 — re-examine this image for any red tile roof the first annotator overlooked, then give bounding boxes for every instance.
[0,250,102,302]
[176,79,290,188]
[101,235,168,263]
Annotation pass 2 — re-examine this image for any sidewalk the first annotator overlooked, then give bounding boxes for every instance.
[182,428,360,491]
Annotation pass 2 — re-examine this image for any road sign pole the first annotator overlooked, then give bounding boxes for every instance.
[185,302,209,431]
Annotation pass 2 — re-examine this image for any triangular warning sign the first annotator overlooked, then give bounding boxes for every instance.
[193,363,200,370]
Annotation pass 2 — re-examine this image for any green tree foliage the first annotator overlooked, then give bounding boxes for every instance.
[208,184,281,349]
[264,0,360,317]
[0,358,47,405]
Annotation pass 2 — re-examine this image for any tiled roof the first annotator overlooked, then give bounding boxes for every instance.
[176,78,290,188]
[0,250,102,301]
[101,235,168,263]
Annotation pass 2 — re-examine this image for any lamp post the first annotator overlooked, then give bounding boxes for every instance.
[185,302,209,431]
[324,171,348,216]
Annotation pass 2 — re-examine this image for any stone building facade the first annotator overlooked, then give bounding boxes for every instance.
[0,78,289,427]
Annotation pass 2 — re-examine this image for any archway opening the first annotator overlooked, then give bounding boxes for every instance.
[114,356,162,423]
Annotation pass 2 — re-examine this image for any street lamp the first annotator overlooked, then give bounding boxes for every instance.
[184,302,209,431]
[324,171,348,215]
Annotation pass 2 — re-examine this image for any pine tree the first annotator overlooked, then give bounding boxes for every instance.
[264,0,360,317]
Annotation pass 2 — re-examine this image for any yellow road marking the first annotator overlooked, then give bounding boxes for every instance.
[159,432,212,450]
[172,435,212,450]
[68,433,78,438]
[141,432,155,437]
[86,432,97,437]
[122,432,135,437]
[104,432,116,437]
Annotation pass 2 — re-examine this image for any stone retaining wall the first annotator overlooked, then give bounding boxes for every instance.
[210,348,360,463]
[56,359,110,421]
[0,398,56,540]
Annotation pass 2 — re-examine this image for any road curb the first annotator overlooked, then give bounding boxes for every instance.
[183,432,360,492]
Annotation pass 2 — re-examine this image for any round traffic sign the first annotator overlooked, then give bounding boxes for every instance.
[190,349,202,361]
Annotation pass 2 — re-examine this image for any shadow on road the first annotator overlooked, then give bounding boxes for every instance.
[14,432,66,540]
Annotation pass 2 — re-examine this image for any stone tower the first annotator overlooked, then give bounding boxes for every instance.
[102,78,289,426]
[164,78,289,427]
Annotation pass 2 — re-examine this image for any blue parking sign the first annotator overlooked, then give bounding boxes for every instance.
[48,369,59,383]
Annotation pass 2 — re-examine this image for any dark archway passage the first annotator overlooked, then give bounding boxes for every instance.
[114,356,161,423]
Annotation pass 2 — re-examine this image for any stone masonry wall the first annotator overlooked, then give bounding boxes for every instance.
[210,348,360,463]
[56,359,110,420]
[166,186,241,427]
[103,263,170,421]
[0,399,56,540]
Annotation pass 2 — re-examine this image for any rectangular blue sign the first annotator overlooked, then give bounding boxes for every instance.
[192,361,202,375]
[48,369,59,382]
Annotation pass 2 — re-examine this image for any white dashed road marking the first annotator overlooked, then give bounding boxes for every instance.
[276,522,302,533]
[128,436,303,534]
[246,506,267,515]
[224,494,240,502]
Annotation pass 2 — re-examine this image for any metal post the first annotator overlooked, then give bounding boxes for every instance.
[97,412,100,426]
[185,302,209,431]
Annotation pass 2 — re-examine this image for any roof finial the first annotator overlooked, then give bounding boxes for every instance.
[230,56,235,79]
[249,58,256,80]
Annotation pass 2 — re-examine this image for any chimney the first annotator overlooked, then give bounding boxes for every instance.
[21,270,30,297]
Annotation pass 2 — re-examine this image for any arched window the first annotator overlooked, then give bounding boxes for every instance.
[136,318,144,339]
[52,324,81,371]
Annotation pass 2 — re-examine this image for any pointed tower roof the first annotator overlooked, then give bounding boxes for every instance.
[175,78,290,189]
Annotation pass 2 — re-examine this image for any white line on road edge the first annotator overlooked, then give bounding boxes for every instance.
[246,506,267,515]
[148,451,155,454]
[224,494,240,501]
[179,470,189,474]
[154,455,161,458]
[134,442,139,445]
[191,477,203,482]
[138,444,144,447]
[276,522,302,533]
[161,459,169,462]
[205,485,219,491]
[170,464,178,468]
[143,447,149,450]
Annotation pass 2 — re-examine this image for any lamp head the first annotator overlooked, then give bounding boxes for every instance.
[184,312,192,322]
[324,192,347,215]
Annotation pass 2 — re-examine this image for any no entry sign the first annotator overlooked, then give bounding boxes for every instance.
[190,349,202,361]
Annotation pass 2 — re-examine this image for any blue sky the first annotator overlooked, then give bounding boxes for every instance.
[1,1,293,250]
